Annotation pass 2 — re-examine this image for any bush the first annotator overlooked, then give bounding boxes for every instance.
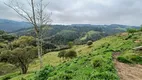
[117,56,132,63]
[117,53,142,64]
[92,55,104,68]
[128,55,142,64]
[58,51,66,58]
[65,50,77,59]
[2,76,11,80]
[127,28,137,34]
[34,65,54,80]
[87,41,93,46]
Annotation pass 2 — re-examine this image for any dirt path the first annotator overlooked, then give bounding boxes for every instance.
[113,52,142,80]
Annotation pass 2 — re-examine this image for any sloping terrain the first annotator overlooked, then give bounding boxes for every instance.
[115,60,142,80]
[113,52,142,80]
[1,31,142,80]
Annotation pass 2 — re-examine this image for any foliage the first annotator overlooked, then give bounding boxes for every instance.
[117,56,132,63]
[11,36,36,48]
[13,24,129,46]
[0,30,5,35]
[139,26,142,31]
[0,30,15,42]
[65,50,77,59]
[91,55,104,68]
[34,65,54,80]
[127,28,137,33]
[0,46,37,74]
[0,36,37,74]
[68,41,73,48]
[3,30,142,79]
[117,52,142,64]
[87,40,93,46]
[58,50,77,59]
[58,50,66,59]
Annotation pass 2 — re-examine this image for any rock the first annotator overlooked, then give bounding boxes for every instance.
[133,46,142,51]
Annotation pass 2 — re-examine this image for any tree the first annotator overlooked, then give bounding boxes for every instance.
[0,46,37,74]
[11,36,36,48]
[0,36,38,74]
[5,0,52,68]
[68,41,73,48]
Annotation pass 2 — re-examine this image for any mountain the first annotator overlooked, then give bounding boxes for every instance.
[0,19,32,32]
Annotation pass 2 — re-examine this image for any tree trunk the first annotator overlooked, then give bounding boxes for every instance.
[37,35,43,68]
[21,64,28,74]
[18,57,28,74]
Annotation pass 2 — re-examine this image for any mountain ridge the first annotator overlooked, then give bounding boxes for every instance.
[0,19,32,32]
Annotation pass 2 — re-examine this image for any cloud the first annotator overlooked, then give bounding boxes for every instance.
[0,0,142,25]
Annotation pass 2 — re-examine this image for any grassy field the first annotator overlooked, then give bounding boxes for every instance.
[0,44,94,80]
[1,32,142,80]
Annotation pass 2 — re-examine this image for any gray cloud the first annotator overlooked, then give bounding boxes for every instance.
[0,0,142,25]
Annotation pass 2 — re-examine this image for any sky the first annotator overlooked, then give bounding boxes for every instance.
[0,0,142,26]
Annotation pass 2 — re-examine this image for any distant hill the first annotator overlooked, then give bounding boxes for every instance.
[11,24,140,46]
[0,19,32,32]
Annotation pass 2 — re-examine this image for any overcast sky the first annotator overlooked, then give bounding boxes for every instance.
[0,0,142,26]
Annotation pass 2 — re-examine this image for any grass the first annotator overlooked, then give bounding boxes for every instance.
[1,32,142,80]
[0,44,94,80]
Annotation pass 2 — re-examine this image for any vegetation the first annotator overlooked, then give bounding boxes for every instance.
[12,24,135,46]
[58,50,66,59]
[68,42,74,48]
[34,65,54,80]
[127,28,138,34]
[58,50,77,59]
[87,40,93,46]
[5,0,52,68]
[0,35,37,74]
[1,26,142,80]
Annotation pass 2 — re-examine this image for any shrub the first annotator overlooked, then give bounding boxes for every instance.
[65,50,77,59]
[87,40,93,46]
[127,28,137,34]
[34,65,54,80]
[117,56,132,63]
[58,50,66,59]
[130,55,142,64]
[91,55,104,68]
[2,76,11,80]
[117,53,142,64]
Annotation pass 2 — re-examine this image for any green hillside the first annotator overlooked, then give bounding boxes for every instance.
[1,29,142,80]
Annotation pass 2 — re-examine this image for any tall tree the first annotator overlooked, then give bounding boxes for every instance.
[5,0,52,68]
